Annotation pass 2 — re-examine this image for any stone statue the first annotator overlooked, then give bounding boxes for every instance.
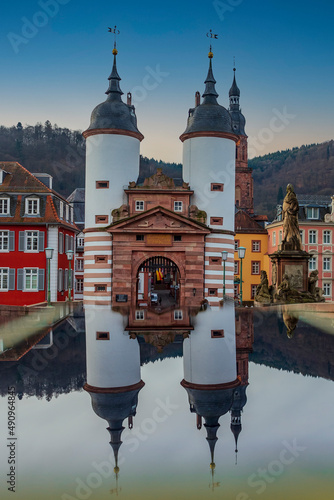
[254,270,271,304]
[143,168,175,189]
[111,204,129,222]
[274,273,291,302]
[189,205,207,224]
[308,270,325,302]
[281,184,302,251]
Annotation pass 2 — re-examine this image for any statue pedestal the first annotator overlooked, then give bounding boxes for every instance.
[270,249,310,292]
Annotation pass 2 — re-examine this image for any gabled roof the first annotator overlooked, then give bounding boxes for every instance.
[107,206,211,233]
[235,209,268,234]
[0,162,78,230]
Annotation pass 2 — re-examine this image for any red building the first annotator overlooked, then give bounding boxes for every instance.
[0,162,78,306]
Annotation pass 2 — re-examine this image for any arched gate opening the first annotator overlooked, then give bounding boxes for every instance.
[137,256,180,307]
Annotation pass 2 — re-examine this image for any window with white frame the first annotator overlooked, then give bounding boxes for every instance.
[251,284,257,299]
[59,232,64,253]
[273,232,276,247]
[307,207,319,219]
[309,256,317,271]
[0,269,8,290]
[60,201,64,219]
[252,240,261,252]
[135,200,144,211]
[135,310,145,320]
[323,230,331,244]
[174,310,183,320]
[25,197,40,215]
[25,269,38,290]
[279,230,283,244]
[309,230,317,244]
[76,259,84,271]
[251,261,260,275]
[0,231,9,251]
[26,231,39,251]
[77,236,84,248]
[174,201,183,212]
[323,257,331,271]
[0,197,10,215]
[65,204,69,221]
[300,230,304,244]
[70,207,74,223]
[75,278,83,293]
[323,283,331,297]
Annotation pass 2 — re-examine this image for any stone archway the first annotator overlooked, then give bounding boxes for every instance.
[136,256,181,307]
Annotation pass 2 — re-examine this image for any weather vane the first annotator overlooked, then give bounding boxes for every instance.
[108,25,120,49]
[206,29,218,39]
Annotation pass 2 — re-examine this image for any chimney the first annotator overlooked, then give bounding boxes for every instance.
[195,91,200,107]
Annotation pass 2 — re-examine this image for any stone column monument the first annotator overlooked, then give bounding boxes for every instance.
[269,184,311,300]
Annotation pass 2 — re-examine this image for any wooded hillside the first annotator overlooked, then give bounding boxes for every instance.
[0,122,332,220]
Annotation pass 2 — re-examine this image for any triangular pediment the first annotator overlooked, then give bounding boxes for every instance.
[108,206,210,233]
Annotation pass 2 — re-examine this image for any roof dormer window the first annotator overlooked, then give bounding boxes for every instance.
[25,197,40,216]
[307,207,319,219]
[60,201,64,219]
[0,197,10,215]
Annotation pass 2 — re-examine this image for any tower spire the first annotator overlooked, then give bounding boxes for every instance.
[202,46,219,104]
[106,26,123,97]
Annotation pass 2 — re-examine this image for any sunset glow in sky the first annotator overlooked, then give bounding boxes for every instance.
[0,0,333,162]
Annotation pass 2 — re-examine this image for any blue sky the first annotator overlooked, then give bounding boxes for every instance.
[0,0,333,162]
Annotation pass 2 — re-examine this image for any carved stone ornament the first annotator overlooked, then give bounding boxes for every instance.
[142,168,175,189]
[111,204,129,222]
[189,205,207,225]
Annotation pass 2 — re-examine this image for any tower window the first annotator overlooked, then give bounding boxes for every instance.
[211,330,224,338]
[135,310,145,320]
[209,256,222,265]
[94,284,107,292]
[174,310,183,320]
[95,255,108,264]
[96,331,110,340]
[211,183,224,192]
[174,235,182,242]
[136,235,144,241]
[210,217,223,225]
[208,288,218,296]
[96,181,109,189]
[95,215,108,224]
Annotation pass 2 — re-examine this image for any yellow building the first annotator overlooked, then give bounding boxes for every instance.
[234,210,270,304]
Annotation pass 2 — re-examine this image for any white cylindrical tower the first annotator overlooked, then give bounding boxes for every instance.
[83,46,144,305]
[180,49,238,303]
[181,303,240,471]
[84,305,145,476]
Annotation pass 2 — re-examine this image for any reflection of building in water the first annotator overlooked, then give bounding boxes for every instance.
[126,306,193,353]
[181,304,244,476]
[84,306,144,481]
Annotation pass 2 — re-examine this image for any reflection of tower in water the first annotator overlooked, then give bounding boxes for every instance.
[182,303,252,481]
[84,306,144,489]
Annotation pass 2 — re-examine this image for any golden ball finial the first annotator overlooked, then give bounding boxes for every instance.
[114,466,119,474]
[210,462,216,470]
[112,48,118,55]
[208,51,213,59]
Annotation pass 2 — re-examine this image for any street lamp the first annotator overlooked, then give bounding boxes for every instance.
[237,246,246,306]
[221,251,228,298]
[45,247,54,306]
[66,249,74,301]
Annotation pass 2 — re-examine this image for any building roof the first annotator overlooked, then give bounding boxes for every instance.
[0,162,78,230]
[229,69,240,97]
[180,53,236,140]
[297,194,332,207]
[83,50,143,140]
[235,209,268,234]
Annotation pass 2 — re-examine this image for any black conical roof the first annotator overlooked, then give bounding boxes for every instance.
[229,69,240,97]
[180,54,234,140]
